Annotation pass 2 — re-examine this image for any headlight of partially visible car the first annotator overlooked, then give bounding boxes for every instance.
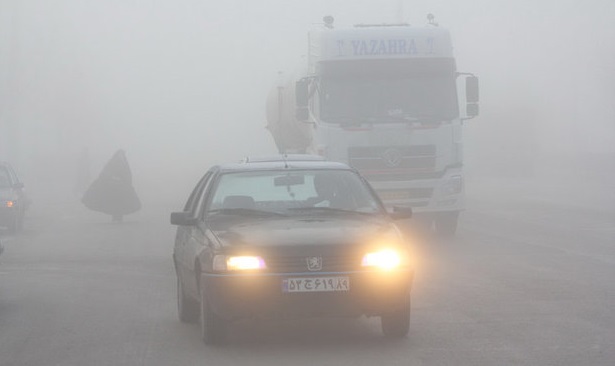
[2,200,16,208]
[212,255,267,271]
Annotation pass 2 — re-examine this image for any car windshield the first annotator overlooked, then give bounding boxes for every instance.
[0,168,11,188]
[206,169,383,216]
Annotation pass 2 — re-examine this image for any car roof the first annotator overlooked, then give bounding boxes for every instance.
[215,155,353,173]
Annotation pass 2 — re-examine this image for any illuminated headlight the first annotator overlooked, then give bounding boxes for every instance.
[213,255,267,271]
[3,200,15,208]
[361,249,401,270]
[441,175,463,195]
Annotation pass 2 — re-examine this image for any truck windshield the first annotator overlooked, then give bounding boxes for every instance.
[319,76,458,123]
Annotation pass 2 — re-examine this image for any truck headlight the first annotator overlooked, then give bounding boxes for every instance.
[213,255,267,271]
[361,249,401,270]
[441,175,463,195]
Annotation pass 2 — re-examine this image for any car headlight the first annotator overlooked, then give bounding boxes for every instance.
[361,249,401,270]
[3,200,15,208]
[213,255,267,271]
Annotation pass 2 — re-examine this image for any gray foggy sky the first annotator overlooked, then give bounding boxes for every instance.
[0,0,613,195]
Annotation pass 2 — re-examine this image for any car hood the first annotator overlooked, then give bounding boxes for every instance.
[0,187,17,200]
[209,215,402,250]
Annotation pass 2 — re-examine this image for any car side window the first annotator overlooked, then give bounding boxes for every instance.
[8,166,19,184]
[195,173,217,219]
[183,172,211,215]
[0,167,10,188]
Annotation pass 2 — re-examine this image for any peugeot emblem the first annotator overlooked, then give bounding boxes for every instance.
[306,256,323,271]
[382,148,403,168]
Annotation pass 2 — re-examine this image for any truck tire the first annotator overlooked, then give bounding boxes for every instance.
[435,211,459,237]
[177,276,199,323]
[381,295,411,338]
[200,287,227,345]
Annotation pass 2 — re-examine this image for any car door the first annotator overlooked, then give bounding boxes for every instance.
[182,171,218,298]
[174,172,211,291]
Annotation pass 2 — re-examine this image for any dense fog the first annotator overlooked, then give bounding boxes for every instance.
[2,2,615,363]
[1,0,613,205]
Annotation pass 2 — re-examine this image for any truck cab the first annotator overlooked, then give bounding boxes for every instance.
[266,18,479,236]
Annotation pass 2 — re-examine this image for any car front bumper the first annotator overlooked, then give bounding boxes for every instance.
[201,269,413,321]
[0,206,19,227]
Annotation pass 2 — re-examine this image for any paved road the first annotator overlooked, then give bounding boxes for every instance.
[0,180,613,366]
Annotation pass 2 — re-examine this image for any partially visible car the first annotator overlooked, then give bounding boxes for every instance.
[171,155,415,344]
[0,162,28,233]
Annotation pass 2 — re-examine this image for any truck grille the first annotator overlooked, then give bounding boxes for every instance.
[348,145,437,181]
[377,187,434,201]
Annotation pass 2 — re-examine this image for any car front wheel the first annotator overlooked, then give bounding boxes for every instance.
[7,212,23,234]
[200,287,227,345]
[381,295,411,339]
[177,277,199,323]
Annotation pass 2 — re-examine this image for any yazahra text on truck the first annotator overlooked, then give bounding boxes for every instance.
[266,15,480,236]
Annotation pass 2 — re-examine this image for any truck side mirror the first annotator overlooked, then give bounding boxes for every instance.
[466,103,479,117]
[466,76,479,103]
[295,79,309,108]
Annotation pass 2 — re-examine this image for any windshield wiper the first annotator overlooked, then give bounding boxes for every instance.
[324,114,445,125]
[207,208,286,217]
[377,114,442,123]
[323,116,362,126]
[288,207,377,216]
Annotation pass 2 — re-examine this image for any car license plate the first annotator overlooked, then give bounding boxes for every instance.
[282,276,350,293]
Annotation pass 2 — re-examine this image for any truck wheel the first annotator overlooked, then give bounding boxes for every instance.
[200,287,227,345]
[177,276,199,323]
[381,295,410,339]
[435,211,459,237]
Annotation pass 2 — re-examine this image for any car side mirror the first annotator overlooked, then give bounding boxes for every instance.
[390,206,413,220]
[170,211,198,226]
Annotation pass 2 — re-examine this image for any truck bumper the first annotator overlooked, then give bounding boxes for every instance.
[370,168,465,213]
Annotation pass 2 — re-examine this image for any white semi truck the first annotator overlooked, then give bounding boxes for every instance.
[266,16,479,236]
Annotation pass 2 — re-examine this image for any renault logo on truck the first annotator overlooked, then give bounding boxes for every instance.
[382,148,403,167]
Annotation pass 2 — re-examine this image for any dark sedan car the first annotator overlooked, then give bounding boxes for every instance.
[0,162,27,233]
[171,155,414,344]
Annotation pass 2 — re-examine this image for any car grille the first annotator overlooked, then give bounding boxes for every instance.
[264,254,361,273]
